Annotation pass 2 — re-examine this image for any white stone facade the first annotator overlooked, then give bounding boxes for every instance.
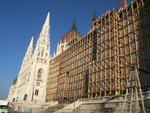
[7,11,50,104]
[55,40,68,57]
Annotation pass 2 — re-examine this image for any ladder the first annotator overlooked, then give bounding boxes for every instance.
[122,68,146,113]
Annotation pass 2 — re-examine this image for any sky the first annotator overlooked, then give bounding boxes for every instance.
[0,0,133,100]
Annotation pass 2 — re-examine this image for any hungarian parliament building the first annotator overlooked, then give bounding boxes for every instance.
[8,0,150,105]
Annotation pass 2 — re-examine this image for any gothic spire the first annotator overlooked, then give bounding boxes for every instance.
[71,17,76,31]
[34,11,50,59]
[92,8,96,22]
[28,34,33,49]
[26,35,33,56]
[44,11,50,27]
[21,35,34,69]
[119,0,128,9]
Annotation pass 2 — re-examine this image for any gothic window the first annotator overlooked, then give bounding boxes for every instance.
[12,98,15,102]
[38,52,40,56]
[23,94,27,101]
[45,53,48,58]
[41,49,44,57]
[37,69,43,78]
[38,47,41,56]
[36,82,40,86]
[35,89,39,96]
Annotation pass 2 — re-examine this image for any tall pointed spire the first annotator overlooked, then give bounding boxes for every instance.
[119,0,128,9]
[28,34,34,48]
[26,35,33,56]
[44,11,50,26]
[34,11,50,60]
[92,8,96,22]
[21,35,34,69]
[71,17,76,31]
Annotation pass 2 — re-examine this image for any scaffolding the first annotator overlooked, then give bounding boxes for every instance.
[122,68,145,113]
[53,56,64,101]
[46,0,150,103]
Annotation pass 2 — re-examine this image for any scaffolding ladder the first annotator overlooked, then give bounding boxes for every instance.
[122,68,146,113]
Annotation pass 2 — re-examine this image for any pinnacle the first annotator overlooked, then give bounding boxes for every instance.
[44,11,50,26]
[92,8,96,22]
[29,35,34,48]
[71,17,76,31]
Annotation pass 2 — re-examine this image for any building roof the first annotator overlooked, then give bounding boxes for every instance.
[61,18,82,43]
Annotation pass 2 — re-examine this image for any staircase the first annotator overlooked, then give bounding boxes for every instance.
[54,100,82,113]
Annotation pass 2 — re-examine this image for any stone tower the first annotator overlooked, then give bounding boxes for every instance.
[31,11,50,102]
[21,35,33,70]
[7,11,50,103]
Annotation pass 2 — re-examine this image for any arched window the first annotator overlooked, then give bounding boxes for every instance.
[12,98,15,102]
[41,48,44,57]
[45,53,48,58]
[37,69,43,78]
[23,94,28,101]
[38,52,40,56]
[35,89,39,96]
